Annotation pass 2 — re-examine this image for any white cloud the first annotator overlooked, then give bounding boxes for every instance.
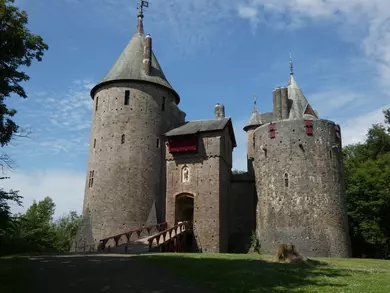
[341,105,390,146]
[2,169,85,219]
[9,80,94,158]
[238,5,258,20]
[237,0,390,90]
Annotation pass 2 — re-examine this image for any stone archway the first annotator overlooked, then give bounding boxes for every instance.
[175,194,194,224]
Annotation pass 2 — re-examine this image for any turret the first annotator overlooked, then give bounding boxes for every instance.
[74,1,186,250]
[249,56,351,258]
[244,95,263,175]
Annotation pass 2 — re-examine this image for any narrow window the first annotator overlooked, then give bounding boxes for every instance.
[95,97,99,111]
[89,170,94,188]
[93,139,96,148]
[121,134,125,144]
[264,148,268,158]
[156,138,160,148]
[162,97,166,111]
[124,90,130,105]
[284,173,289,187]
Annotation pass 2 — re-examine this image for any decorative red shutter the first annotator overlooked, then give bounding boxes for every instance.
[304,120,313,136]
[268,123,276,139]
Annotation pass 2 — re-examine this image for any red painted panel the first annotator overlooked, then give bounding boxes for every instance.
[335,125,341,140]
[268,123,276,138]
[168,136,198,153]
[304,120,313,136]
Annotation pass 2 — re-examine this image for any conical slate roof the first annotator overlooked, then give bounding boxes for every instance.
[102,33,173,89]
[90,17,179,102]
[244,106,263,131]
[287,74,318,120]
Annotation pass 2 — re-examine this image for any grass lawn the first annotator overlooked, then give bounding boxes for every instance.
[137,253,390,293]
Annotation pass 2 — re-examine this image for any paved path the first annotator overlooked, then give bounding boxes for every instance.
[27,254,211,293]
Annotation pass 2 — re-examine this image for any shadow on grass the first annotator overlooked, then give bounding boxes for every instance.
[135,254,357,293]
[0,254,212,293]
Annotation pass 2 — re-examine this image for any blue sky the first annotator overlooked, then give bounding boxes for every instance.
[3,0,390,217]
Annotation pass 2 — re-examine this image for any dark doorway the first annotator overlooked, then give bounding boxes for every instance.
[175,194,194,224]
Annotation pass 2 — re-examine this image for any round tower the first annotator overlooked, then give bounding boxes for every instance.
[77,7,185,247]
[251,72,351,257]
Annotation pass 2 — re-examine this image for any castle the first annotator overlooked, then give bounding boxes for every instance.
[75,5,352,257]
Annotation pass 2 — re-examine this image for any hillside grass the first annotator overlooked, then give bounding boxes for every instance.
[137,253,390,293]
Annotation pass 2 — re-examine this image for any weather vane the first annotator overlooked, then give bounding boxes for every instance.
[137,0,149,17]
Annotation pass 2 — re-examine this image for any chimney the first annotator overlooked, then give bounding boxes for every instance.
[280,87,289,119]
[143,34,152,75]
[273,88,282,121]
[214,103,225,119]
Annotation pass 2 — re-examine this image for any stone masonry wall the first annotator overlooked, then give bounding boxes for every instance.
[78,81,185,247]
[165,128,233,253]
[229,173,256,253]
[252,119,351,257]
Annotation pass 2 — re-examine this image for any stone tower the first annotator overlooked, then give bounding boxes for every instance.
[247,65,352,257]
[75,7,185,247]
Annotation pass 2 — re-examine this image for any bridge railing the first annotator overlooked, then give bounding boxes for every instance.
[147,221,192,252]
[98,222,168,251]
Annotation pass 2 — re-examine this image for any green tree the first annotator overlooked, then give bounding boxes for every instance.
[0,179,22,254]
[0,0,48,146]
[54,211,81,252]
[15,197,57,252]
[344,109,390,259]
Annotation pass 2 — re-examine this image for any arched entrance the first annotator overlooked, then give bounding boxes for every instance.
[175,194,194,224]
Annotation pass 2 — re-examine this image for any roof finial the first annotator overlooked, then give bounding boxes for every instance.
[252,93,259,112]
[136,0,149,34]
[289,50,294,76]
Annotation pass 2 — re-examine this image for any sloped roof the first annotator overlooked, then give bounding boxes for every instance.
[288,74,318,120]
[102,33,173,89]
[90,18,179,103]
[165,118,237,147]
[244,108,263,131]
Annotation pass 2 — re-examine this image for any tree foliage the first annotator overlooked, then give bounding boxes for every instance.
[0,0,48,146]
[0,180,22,238]
[0,196,81,255]
[232,169,246,175]
[344,109,390,259]
[54,211,81,252]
